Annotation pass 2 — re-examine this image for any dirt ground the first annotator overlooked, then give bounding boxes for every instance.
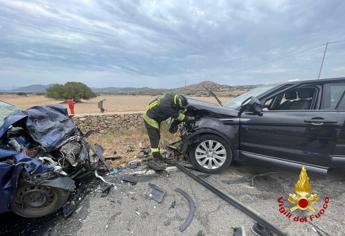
[87,126,179,167]
[0,94,230,115]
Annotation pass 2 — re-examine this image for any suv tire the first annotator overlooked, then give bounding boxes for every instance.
[189,134,232,174]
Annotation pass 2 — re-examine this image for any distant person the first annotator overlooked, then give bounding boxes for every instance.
[68,98,75,115]
[98,99,106,113]
[143,94,193,170]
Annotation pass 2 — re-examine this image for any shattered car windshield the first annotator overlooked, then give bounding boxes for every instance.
[0,101,21,127]
[223,86,275,109]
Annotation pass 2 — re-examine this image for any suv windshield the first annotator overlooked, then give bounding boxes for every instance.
[223,85,275,109]
[0,101,21,127]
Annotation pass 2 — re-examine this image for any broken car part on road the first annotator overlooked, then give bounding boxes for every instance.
[233,226,246,236]
[175,188,196,232]
[175,163,287,236]
[148,183,165,203]
[95,170,117,188]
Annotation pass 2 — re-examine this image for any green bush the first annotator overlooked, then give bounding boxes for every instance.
[46,82,96,101]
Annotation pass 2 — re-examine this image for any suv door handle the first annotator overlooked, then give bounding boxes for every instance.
[304,117,337,126]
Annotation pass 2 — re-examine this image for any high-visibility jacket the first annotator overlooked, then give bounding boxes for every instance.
[143,94,186,129]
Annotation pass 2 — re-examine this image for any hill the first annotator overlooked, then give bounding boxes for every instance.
[173,81,255,97]
[0,81,256,97]
[3,84,50,94]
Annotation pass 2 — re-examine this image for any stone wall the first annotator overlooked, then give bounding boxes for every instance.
[73,112,144,134]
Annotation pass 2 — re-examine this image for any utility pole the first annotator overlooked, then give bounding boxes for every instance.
[317,42,329,80]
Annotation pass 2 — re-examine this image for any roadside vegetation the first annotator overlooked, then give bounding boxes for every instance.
[46,82,96,101]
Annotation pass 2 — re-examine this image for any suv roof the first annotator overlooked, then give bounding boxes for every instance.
[282,77,345,86]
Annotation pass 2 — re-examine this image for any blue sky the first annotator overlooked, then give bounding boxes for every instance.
[0,0,344,88]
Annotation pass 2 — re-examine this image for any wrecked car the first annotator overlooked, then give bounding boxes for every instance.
[0,101,100,218]
[182,77,345,174]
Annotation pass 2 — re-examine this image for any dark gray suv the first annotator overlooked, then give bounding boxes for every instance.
[182,77,345,174]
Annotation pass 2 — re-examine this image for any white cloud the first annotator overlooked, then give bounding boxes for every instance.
[0,0,344,88]
[333,67,345,72]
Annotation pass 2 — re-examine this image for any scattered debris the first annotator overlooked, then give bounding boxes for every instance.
[101,185,113,197]
[165,166,178,173]
[175,188,196,232]
[92,143,111,171]
[121,175,138,185]
[308,222,331,236]
[131,169,156,176]
[127,158,142,169]
[251,223,273,236]
[62,201,77,219]
[176,163,287,236]
[148,183,165,203]
[169,201,176,209]
[94,170,117,189]
[233,226,246,236]
[105,156,122,161]
[147,160,166,171]
[62,182,90,219]
[109,168,119,175]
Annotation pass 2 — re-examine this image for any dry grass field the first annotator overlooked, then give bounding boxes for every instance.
[0,94,231,115]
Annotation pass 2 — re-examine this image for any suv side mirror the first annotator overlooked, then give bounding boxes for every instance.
[239,97,263,116]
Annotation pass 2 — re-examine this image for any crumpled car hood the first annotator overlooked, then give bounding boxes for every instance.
[0,105,76,152]
[187,98,238,117]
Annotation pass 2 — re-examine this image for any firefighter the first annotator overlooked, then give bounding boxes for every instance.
[143,94,191,170]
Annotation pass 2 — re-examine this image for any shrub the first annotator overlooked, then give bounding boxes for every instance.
[46,82,96,101]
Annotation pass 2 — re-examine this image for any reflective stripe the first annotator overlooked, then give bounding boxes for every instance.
[174,95,177,105]
[143,112,159,129]
[148,100,159,110]
[177,113,185,121]
[179,99,182,107]
[151,147,160,153]
[144,95,163,129]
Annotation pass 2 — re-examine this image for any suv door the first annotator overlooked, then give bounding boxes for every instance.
[321,82,345,167]
[239,82,344,168]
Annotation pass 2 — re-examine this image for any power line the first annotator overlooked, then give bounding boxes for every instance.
[316,39,345,79]
[317,42,328,79]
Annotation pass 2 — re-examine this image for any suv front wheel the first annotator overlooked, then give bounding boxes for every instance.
[188,134,232,174]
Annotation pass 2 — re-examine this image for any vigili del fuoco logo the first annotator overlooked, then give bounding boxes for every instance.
[277,166,330,223]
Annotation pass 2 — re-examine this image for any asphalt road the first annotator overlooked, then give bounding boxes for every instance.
[1,161,345,236]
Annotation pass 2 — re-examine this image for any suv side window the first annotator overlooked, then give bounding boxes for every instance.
[321,82,345,110]
[263,85,319,111]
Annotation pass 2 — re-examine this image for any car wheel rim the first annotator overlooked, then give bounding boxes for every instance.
[195,140,227,170]
[14,185,55,209]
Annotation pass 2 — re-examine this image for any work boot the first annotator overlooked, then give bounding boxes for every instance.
[153,152,177,165]
[152,152,164,161]
[147,152,166,171]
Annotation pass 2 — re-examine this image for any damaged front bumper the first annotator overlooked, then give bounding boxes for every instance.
[0,105,105,218]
